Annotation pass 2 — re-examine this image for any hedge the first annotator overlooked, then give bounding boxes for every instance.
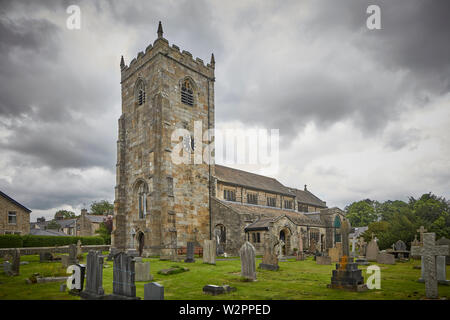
[0,235,104,248]
[0,234,23,248]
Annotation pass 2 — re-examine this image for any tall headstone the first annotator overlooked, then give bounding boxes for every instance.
[68,244,78,265]
[144,282,164,300]
[80,251,105,299]
[184,242,195,263]
[259,233,279,271]
[240,241,256,281]
[411,233,449,299]
[350,236,357,257]
[109,252,140,300]
[203,240,216,265]
[10,249,20,276]
[340,220,350,257]
[76,240,82,257]
[357,237,367,256]
[366,239,379,261]
[410,235,421,259]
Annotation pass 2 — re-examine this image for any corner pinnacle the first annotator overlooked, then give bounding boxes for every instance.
[157,21,163,38]
[120,55,125,69]
[210,53,215,68]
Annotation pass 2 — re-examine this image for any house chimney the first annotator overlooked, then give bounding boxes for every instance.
[304,184,307,191]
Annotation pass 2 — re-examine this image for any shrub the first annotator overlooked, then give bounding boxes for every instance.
[0,234,23,248]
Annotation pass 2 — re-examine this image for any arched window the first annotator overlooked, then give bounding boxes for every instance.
[181,78,194,106]
[135,79,146,106]
[334,215,342,243]
[137,182,148,219]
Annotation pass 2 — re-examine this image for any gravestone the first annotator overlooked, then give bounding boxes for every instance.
[328,243,342,263]
[328,256,367,292]
[411,232,449,299]
[340,220,351,257]
[259,233,279,271]
[184,242,195,263]
[419,256,450,285]
[309,239,317,253]
[80,251,105,299]
[417,226,427,245]
[376,252,395,265]
[144,282,164,300]
[107,252,140,300]
[40,252,54,262]
[316,255,331,265]
[61,256,70,268]
[350,236,357,257]
[3,261,12,276]
[357,237,367,256]
[366,239,379,261]
[10,249,20,276]
[436,237,450,265]
[76,240,82,257]
[135,259,153,282]
[68,244,78,265]
[203,284,236,295]
[203,240,216,265]
[394,240,407,251]
[240,241,256,281]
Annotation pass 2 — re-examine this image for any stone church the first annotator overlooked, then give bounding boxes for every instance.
[111,22,347,258]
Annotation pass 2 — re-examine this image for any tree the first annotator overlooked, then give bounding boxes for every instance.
[345,199,379,227]
[54,210,76,219]
[90,200,114,216]
[95,215,113,244]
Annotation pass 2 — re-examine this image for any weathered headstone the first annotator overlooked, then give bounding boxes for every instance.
[3,261,12,276]
[394,240,407,251]
[436,237,450,265]
[144,282,164,300]
[316,255,331,265]
[340,220,351,257]
[80,251,105,299]
[376,252,395,265]
[203,239,216,265]
[417,226,427,245]
[411,232,449,299]
[10,249,20,276]
[357,237,367,256]
[184,242,195,263]
[135,259,153,282]
[76,240,82,257]
[366,239,379,261]
[240,241,256,281]
[328,242,342,263]
[259,233,279,271]
[107,252,140,300]
[419,256,450,285]
[68,244,78,265]
[350,236,357,257]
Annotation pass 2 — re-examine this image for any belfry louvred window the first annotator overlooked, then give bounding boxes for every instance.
[136,79,146,106]
[181,79,194,106]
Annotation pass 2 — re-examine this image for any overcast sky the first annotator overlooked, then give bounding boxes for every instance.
[0,0,449,221]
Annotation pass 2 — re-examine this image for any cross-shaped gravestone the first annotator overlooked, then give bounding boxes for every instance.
[417,226,427,244]
[340,220,350,257]
[411,233,449,299]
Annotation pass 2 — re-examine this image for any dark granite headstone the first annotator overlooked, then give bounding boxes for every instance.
[80,251,105,299]
[184,242,195,263]
[328,256,368,292]
[203,284,236,296]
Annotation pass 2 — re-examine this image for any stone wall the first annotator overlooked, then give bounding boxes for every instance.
[0,245,110,258]
[0,195,30,235]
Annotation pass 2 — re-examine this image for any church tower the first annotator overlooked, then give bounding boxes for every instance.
[112,22,215,258]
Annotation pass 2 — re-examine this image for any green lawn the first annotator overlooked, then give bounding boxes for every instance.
[1,254,449,300]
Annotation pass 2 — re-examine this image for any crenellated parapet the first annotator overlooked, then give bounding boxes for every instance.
[120,21,215,84]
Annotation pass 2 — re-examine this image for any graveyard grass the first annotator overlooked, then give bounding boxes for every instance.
[1,253,450,300]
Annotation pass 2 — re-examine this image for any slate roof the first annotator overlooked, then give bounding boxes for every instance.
[0,190,32,213]
[216,198,326,228]
[86,215,105,223]
[349,226,369,239]
[30,229,69,236]
[214,165,294,196]
[291,188,327,208]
